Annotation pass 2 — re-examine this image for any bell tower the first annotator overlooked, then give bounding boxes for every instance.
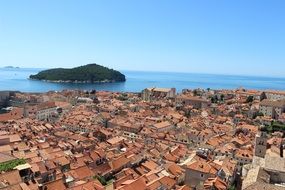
[254,131,267,158]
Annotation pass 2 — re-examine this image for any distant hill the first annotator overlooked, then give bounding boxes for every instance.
[29,64,126,83]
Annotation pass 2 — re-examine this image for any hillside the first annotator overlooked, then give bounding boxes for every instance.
[29,64,126,83]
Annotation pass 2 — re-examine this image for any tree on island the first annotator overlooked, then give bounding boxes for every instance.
[29,64,126,83]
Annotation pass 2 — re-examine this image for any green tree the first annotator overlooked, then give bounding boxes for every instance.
[94,175,109,186]
[211,95,219,103]
[246,95,254,103]
[0,159,26,172]
[220,94,225,101]
[253,112,264,119]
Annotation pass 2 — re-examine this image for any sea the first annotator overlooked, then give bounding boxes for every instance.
[0,67,285,93]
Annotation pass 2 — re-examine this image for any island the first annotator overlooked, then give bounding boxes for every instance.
[3,66,20,69]
[29,64,126,83]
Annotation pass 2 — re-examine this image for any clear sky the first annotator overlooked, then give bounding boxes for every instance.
[0,0,284,76]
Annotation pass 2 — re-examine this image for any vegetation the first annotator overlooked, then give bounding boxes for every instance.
[211,94,224,103]
[93,175,113,186]
[211,95,220,103]
[261,121,285,133]
[116,93,128,101]
[220,94,225,101]
[211,95,218,103]
[253,112,264,119]
[30,64,126,83]
[0,159,26,172]
[246,95,254,103]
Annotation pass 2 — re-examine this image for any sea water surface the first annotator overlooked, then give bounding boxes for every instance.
[0,68,285,92]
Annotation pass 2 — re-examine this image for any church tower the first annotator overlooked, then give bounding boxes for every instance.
[254,131,267,158]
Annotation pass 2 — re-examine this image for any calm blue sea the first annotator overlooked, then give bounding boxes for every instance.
[0,68,285,93]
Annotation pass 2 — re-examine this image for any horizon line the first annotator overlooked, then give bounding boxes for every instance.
[2,66,285,79]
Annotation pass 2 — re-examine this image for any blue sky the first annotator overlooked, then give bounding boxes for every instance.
[0,0,284,76]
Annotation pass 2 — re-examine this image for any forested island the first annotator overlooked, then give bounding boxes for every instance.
[29,64,126,83]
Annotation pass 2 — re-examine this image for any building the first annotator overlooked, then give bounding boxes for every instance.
[176,95,210,109]
[254,132,267,158]
[259,99,285,119]
[260,90,285,101]
[185,159,217,189]
[278,113,285,123]
[141,87,176,101]
[151,121,174,132]
[242,155,285,189]
[0,107,24,122]
[242,129,285,189]
[204,177,228,190]
[36,101,58,121]
[242,166,285,190]
[234,149,253,169]
[0,91,11,107]
[120,123,142,134]
[93,129,112,142]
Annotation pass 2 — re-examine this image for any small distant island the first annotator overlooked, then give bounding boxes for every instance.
[29,64,126,83]
[4,66,20,69]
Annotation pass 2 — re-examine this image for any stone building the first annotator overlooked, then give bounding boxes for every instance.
[185,160,216,189]
[36,101,57,121]
[259,99,285,119]
[176,95,210,109]
[254,132,267,158]
[260,90,285,101]
[141,87,176,101]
